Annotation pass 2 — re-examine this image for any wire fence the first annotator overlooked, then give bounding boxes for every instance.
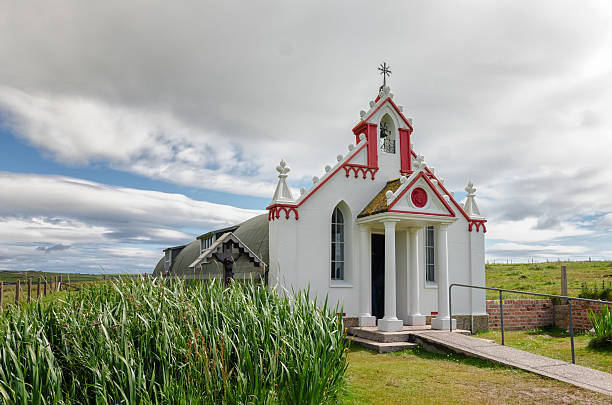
[486,257,612,265]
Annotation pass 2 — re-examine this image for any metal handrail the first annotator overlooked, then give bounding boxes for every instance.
[448,283,612,364]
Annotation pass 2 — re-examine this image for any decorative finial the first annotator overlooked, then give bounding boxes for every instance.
[412,154,425,170]
[463,181,482,218]
[276,159,290,177]
[378,62,392,89]
[271,159,294,204]
[465,181,476,196]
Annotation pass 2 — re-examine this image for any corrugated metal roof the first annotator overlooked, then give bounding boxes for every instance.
[189,232,264,268]
[154,213,269,277]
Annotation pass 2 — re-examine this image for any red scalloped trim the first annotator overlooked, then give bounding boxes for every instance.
[468,220,487,233]
[267,205,299,221]
[342,164,378,180]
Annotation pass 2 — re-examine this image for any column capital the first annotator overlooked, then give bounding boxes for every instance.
[436,223,449,232]
[382,219,399,230]
[358,224,370,234]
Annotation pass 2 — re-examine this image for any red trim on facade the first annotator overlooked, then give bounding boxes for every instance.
[399,127,412,175]
[468,219,487,233]
[267,141,373,221]
[388,209,455,218]
[388,171,456,217]
[352,122,378,168]
[343,164,378,180]
[410,187,428,208]
[352,97,414,132]
[267,204,299,221]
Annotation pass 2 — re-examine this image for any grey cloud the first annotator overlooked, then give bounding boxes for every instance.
[0,1,612,261]
[36,243,71,253]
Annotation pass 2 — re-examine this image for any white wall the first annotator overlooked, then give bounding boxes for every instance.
[268,97,486,318]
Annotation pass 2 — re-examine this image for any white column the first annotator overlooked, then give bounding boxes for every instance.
[378,220,403,332]
[432,223,456,330]
[406,228,426,325]
[358,225,376,326]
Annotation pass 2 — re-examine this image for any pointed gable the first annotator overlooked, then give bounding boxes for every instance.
[387,172,455,217]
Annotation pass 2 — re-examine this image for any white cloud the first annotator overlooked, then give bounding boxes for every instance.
[1,1,612,262]
[0,173,264,272]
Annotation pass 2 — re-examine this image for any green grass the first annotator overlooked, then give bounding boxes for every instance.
[345,345,608,404]
[476,327,612,374]
[0,278,349,404]
[0,270,102,283]
[485,261,612,299]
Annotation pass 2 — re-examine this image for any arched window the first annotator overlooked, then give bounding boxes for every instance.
[379,113,396,154]
[331,207,345,280]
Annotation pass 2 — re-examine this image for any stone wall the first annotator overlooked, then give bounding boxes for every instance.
[486,299,607,331]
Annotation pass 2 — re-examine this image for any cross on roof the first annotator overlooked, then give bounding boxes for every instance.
[378,62,391,88]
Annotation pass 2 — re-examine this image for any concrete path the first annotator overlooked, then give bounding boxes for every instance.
[410,330,612,397]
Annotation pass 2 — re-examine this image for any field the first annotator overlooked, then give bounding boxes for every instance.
[0,270,102,283]
[0,271,128,307]
[485,260,612,299]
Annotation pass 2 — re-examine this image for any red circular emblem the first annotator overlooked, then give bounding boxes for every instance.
[411,187,428,208]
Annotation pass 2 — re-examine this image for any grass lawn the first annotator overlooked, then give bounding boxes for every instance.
[346,346,610,404]
[485,261,612,299]
[476,327,612,374]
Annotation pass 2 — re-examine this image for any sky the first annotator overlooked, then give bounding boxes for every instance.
[1,0,611,273]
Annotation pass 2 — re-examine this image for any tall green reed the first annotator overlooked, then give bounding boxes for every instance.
[0,278,349,404]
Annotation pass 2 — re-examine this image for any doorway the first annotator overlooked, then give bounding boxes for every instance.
[371,234,385,320]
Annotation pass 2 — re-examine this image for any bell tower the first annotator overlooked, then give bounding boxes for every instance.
[352,63,414,175]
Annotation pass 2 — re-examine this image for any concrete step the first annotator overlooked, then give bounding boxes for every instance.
[348,327,414,343]
[347,335,418,354]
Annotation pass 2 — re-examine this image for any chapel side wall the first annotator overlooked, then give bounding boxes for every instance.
[470,230,486,314]
[268,215,298,290]
[270,161,392,317]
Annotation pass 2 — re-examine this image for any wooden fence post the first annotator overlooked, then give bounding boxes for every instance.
[44,279,48,296]
[37,277,41,299]
[15,280,20,304]
[28,278,32,303]
[58,275,62,291]
[561,265,568,297]
[0,281,3,307]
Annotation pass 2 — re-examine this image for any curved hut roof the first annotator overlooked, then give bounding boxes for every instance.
[152,257,164,277]
[153,213,269,278]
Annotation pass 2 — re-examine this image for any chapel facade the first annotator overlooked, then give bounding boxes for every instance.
[267,84,488,331]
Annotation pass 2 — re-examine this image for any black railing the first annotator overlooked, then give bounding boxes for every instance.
[448,283,612,364]
[380,138,395,154]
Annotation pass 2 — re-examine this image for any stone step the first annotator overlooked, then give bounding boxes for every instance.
[347,336,418,354]
[348,326,414,343]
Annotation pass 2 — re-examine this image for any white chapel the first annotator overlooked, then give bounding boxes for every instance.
[155,72,489,332]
